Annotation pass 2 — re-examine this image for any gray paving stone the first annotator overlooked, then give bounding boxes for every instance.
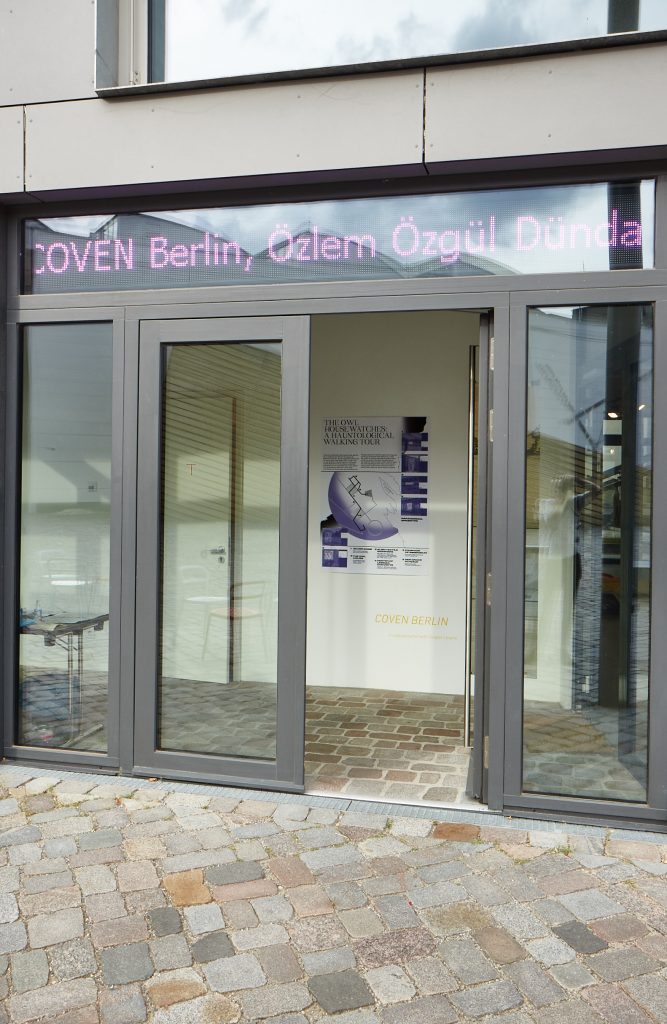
[506,959,566,1006]
[375,894,420,929]
[148,907,182,937]
[339,907,384,937]
[23,869,73,894]
[438,936,499,983]
[232,922,288,949]
[450,979,523,1018]
[365,965,416,1003]
[101,942,154,985]
[99,983,147,1024]
[78,829,123,850]
[326,881,368,909]
[553,920,607,953]
[48,939,96,981]
[355,927,436,967]
[404,956,457,995]
[300,845,363,871]
[205,861,263,885]
[0,827,40,848]
[491,902,549,939]
[204,951,266,992]
[622,974,667,1022]
[0,893,18,923]
[256,943,302,982]
[241,981,311,1018]
[309,969,374,1012]
[407,880,467,909]
[526,935,577,966]
[190,930,234,963]
[75,865,116,895]
[232,821,279,839]
[183,902,224,935]
[538,888,588,921]
[253,893,294,922]
[0,867,19,894]
[10,950,49,993]
[302,947,356,974]
[149,934,192,971]
[550,961,597,990]
[381,993,458,1023]
[318,1013,380,1024]
[586,947,659,982]
[460,874,511,906]
[558,890,625,921]
[535,998,609,1024]
[8,977,97,1023]
[0,921,28,953]
[584,982,656,1024]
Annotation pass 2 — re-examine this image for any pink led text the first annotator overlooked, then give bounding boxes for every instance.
[268,225,376,262]
[149,233,252,271]
[33,239,134,275]
[516,209,642,251]
[392,215,496,263]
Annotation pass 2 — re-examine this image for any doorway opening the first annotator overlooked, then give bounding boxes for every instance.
[305,311,483,807]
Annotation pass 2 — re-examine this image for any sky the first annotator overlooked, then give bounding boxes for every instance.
[163,0,666,81]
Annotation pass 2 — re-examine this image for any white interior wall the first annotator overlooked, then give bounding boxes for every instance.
[306,310,478,695]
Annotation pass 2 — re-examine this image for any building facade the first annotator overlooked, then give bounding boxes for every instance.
[1,1,667,831]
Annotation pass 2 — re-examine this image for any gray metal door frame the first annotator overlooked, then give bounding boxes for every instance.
[501,285,667,828]
[133,315,310,790]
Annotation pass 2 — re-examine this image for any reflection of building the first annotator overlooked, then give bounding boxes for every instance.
[1,4,666,830]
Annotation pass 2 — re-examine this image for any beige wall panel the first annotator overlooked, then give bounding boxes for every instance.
[25,72,424,193]
[0,0,95,106]
[0,106,23,194]
[425,44,667,164]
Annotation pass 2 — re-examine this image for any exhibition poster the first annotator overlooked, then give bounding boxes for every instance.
[320,416,430,575]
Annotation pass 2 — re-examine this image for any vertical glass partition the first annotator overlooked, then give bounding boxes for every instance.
[158,342,281,760]
[18,324,113,751]
[523,305,652,802]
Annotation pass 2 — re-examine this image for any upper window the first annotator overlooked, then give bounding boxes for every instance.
[149,0,667,86]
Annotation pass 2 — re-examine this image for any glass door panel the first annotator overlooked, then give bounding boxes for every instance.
[17,324,113,752]
[159,342,280,760]
[134,317,308,790]
[522,304,653,803]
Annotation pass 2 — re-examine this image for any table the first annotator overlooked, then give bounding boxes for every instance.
[20,613,109,742]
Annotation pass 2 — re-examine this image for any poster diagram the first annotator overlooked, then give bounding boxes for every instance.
[320,416,430,575]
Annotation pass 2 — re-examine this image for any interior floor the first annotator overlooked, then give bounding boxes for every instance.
[305,686,475,806]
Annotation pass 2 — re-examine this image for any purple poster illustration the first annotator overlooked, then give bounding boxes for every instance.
[320,416,429,575]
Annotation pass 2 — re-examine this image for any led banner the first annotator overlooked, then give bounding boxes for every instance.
[23,181,653,294]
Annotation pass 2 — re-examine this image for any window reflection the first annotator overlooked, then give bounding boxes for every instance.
[160,0,664,83]
[18,325,112,751]
[523,304,652,803]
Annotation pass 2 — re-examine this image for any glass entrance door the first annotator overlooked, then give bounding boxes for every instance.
[503,299,667,823]
[134,317,309,789]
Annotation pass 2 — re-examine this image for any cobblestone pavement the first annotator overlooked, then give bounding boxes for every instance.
[0,768,665,1022]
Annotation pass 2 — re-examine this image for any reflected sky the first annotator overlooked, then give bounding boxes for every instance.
[163,0,666,82]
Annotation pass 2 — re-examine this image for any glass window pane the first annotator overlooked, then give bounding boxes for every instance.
[158,342,281,760]
[18,324,113,751]
[523,304,652,803]
[162,0,667,83]
[24,181,655,295]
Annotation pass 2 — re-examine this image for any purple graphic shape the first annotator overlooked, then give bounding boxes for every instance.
[328,473,398,541]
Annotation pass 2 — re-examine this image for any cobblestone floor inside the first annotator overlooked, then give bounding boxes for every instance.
[0,765,665,1023]
[305,688,473,807]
